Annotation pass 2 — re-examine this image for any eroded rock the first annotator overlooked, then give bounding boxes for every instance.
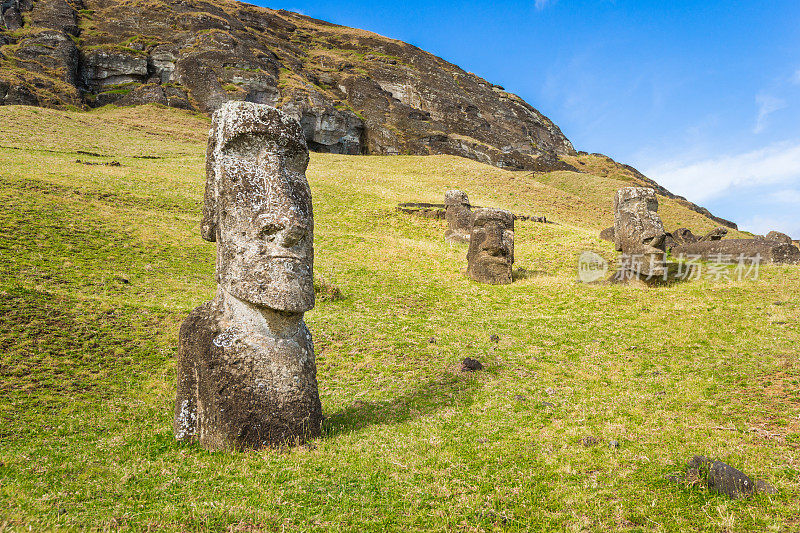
[174,102,322,450]
[764,230,793,245]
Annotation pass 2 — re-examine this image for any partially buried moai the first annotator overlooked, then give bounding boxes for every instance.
[613,187,667,278]
[466,208,514,284]
[444,189,472,243]
[174,101,322,451]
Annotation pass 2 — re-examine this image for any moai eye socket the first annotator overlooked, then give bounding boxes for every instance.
[259,223,284,241]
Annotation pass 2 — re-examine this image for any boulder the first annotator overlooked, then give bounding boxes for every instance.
[685,456,775,499]
[30,0,81,35]
[671,227,698,245]
[699,227,728,242]
[763,231,793,245]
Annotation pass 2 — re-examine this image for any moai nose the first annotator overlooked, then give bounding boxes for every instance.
[280,223,309,248]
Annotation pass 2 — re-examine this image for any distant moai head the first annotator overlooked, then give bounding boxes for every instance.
[444,189,473,243]
[201,101,314,312]
[466,208,514,284]
[613,187,666,258]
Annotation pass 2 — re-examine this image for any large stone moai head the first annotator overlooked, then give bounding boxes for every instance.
[202,101,314,312]
[444,189,472,243]
[174,102,322,451]
[466,208,514,284]
[613,187,667,266]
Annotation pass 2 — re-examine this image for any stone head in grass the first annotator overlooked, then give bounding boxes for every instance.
[613,187,667,277]
[174,101,322,451]
[444,189,472,243]
[466,208,514,284]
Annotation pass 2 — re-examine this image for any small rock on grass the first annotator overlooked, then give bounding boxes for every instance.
[581,436,599,447]
[609,440,620,449]
[489,334,500,343]
[460,357,483,372]
[676,455,776,499]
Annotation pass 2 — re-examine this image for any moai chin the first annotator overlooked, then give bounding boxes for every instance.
[444,189,472,243]
[174,101,322,451]
[466,208,514,284]
[613,187,668,278]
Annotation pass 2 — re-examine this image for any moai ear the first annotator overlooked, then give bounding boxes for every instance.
[201,123,218,242]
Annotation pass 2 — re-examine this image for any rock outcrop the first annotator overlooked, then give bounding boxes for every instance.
[0,0,575,170]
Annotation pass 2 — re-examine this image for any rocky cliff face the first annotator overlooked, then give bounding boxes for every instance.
[0,0,576,171]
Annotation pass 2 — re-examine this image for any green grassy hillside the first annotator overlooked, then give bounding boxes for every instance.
[0,105,798,531]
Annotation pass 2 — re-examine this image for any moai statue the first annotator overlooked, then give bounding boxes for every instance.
[613,187,667,278]
[174,102,322,450]
[444,189,472,243]
[466,208,514,284]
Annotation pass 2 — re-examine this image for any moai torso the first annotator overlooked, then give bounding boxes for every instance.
[466,208,514,284]
[174,102,322,450]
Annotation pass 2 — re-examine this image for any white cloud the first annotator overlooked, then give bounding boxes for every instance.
[739,214,800,240]
[535,0,556,10]
[793,69,800,85]
[645,141,800,203]
[753,94,786,134]
[765,188,800,204]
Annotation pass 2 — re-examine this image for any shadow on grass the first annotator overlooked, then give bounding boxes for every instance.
[322,372,480,438]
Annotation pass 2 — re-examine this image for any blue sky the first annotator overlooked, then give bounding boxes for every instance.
[255,0,800,237]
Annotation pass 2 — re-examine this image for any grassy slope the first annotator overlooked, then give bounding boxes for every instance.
[0,105,797,532]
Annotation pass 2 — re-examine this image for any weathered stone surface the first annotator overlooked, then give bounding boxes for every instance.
[612,187,667,277]
[460,357,483,372]
[764,230,793,245]
[12,30,79,85]
[599,226,615,242]
[673,239,800,265]
[467,208,514,284]
[699,226,728,241]
[671,227,698,245]
[82,49,148,91]
[116,83,168,107]
[687,456,756,499]
[30,0,81,35]
[174,102,322,450]
[444,190,472,243]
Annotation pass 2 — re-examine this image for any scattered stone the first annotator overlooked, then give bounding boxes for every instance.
[698,227,728,242]
[460,357,483,372]
[609,440,620,449]
[75,159,122,167]
[444,190,473,243]
[174,102,322,451]
[539,401,555,408]
[514,394,527,402]
[467,208,514,284]
[396,202,446,219]
[545,387,556,396]
[581,436,599,447]
[489,334,500,343]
